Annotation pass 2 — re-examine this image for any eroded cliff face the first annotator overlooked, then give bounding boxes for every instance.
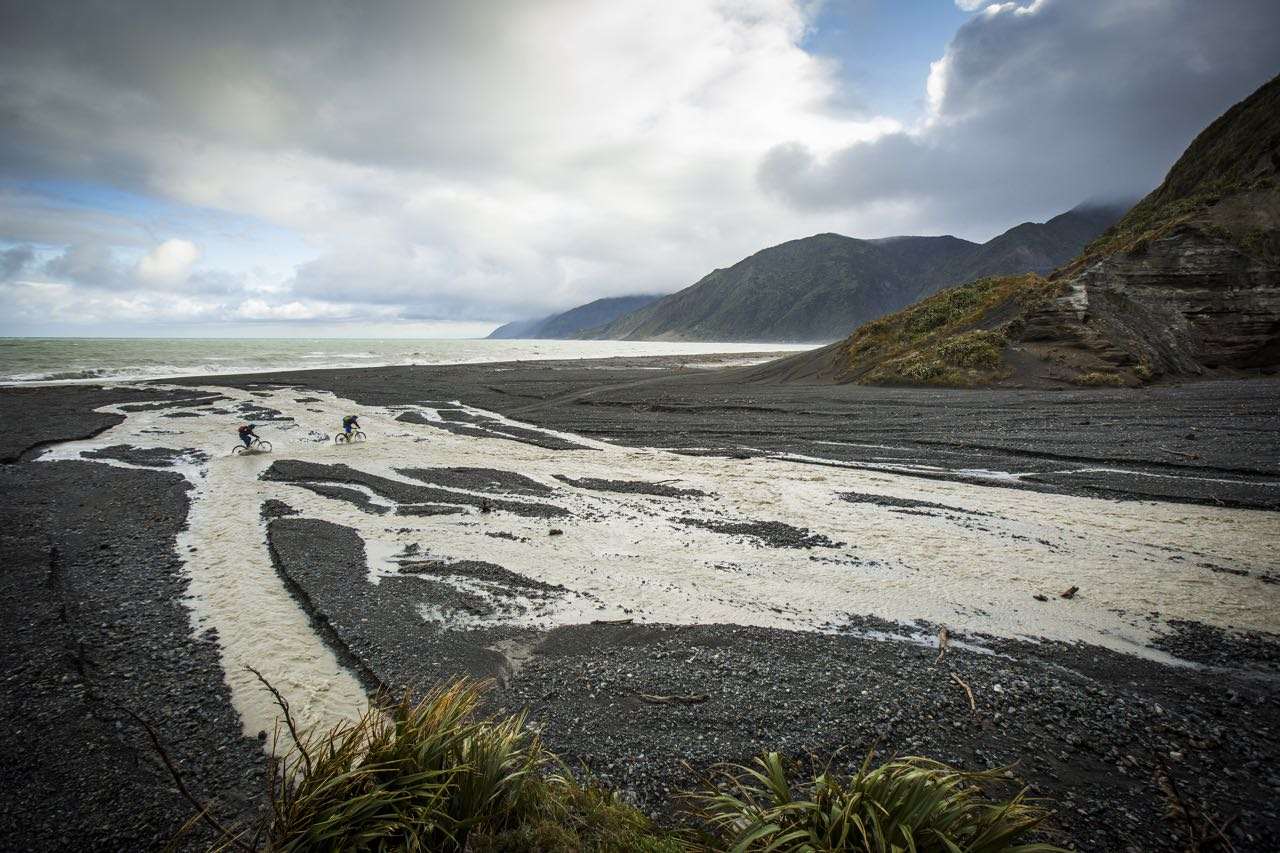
[1016,189,1280,381]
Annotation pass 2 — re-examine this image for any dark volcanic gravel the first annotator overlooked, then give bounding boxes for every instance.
[282,481,392,514]
[397,559,568,594]
[554,474,707,498]
[0,385,196,463]
[0,461,263,851]
[839,490,988,516]
[398,466,554,495]
[234,403,293,422]
[266,515,528,691]
[394,408,593,451]
[1149,620,1280,673]
[83,444,208,468]
[261,459,568,518]
[117,394,227,412]
[502,621,1280,853]
[209,362,1280,510]
[5,357,1279,852]
[672,516,843,549]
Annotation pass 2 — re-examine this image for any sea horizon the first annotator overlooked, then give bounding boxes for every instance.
[0,336,818,385]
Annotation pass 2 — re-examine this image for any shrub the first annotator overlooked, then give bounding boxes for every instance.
[840,275,1046,386]
[936,330,1006,369]
[689,751,1065,853]
[151,678,1071,852]
[265,680,550,852]
[240,678,681,853]
[1073,371,1127,387]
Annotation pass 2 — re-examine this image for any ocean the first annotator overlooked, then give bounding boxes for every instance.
[0,337,816,385]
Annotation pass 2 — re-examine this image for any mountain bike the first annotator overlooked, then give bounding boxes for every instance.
[232,437,272,454]
[334,430,366,444]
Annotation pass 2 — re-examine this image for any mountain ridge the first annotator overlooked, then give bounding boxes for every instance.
[750,74,1280,387]
[574,203,1124,343]
[487,294,662,340]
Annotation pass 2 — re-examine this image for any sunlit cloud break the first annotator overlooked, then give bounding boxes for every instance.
[0,0,1277,336]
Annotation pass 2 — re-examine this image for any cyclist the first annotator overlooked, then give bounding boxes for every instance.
[238,423,259,449]
[342,414,361,437]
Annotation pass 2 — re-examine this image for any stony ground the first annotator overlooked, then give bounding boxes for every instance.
[262,509,1280,853]
[1,360,1278,851]
[0,460,264,851]
[185,359,1280,509]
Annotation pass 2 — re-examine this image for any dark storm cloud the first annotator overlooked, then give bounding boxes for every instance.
[759,0,1280,230]
[3,0,1278,330]
[41,242,137,290]
[0,0,555,189]
[0,244,34,281]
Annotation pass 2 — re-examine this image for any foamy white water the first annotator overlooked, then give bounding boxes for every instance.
[0,337,814,384]
[38,383,1280,737]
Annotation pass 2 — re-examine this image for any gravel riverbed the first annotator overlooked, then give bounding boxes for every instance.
[1,357,1277,851]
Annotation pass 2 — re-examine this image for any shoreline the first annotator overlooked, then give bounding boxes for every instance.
[0,342,815,387]
[2,354,1278,851]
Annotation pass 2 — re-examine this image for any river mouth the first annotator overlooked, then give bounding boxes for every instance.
[36,381,1280,734]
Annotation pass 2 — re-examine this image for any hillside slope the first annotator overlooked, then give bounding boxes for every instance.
[785,73,1280,387]
[487,295,661,339]
[580,206,1121,343]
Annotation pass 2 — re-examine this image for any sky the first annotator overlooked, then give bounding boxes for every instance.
[0,0,1277,338]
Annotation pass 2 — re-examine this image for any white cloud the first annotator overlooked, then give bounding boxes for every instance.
[760,0,1280,236]
[0,0,1277,330]
[136,238,200,285]
[0,0,903,328]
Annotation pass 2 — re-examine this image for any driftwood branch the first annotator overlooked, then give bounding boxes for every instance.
[935,627,950,664]
[949,673,976,713]
[591,617,634,625]
[634,690,709,705]
[1158,446,1200,460]
[246,665,313,778]
[125,709,254,852]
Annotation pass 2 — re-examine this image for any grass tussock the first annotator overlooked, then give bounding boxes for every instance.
[1071,371,1128,387]
[265,680,550,851]
[691,751,1064,853]
[166,677,1065,852]
[839,274,1055,386]
[258,679,680,852]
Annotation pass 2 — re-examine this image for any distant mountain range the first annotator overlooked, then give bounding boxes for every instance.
[487,204,1125,343]
[751,73,1280,387]
[487,295,662,339]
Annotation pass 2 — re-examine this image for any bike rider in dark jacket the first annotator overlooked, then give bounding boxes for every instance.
[342,414,360,436]
[238,423,258,448]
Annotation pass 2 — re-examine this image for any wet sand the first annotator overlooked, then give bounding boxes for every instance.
[1,354,1278,851]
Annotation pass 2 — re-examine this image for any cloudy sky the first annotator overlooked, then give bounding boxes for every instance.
[1,0,1277,337]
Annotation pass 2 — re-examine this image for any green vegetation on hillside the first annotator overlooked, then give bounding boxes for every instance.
[837,274,1056,386]
[576,205,1118,343]
[172,679,1063,852]
[1073,75,1280,267]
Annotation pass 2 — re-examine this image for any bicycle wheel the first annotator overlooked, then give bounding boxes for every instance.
[256,440,272,453]
[335,433,349,444]
[232,445,246,455]
[353,431,366,442]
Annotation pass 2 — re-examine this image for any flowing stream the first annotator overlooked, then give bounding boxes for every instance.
[39,383,1280,736]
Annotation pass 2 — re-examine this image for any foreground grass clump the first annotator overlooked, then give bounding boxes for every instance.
[839,274,1055,386]
[261,680,679,852]
[176,678,1063,851]
[692,752,1064,853]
